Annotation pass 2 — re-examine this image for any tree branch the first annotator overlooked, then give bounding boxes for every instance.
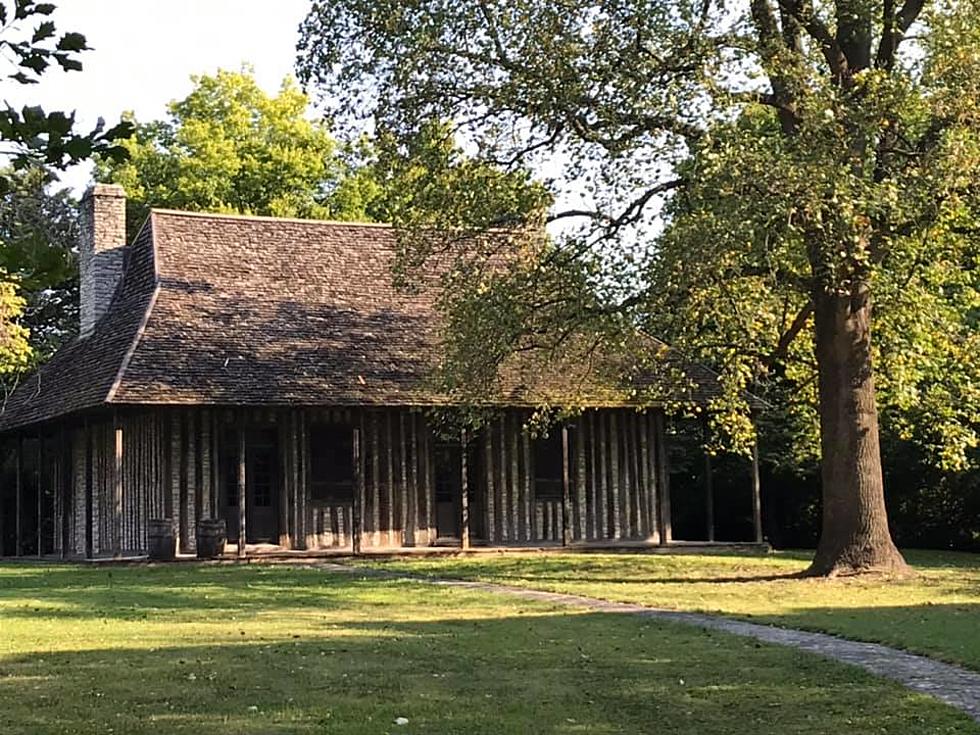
[766,301,813,366]
[876,0,927,69]
[773,0,849,79]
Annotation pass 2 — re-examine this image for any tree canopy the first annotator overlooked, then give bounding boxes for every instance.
[97,69,363,235]
[297,0,980,574]
[0,166,77,359]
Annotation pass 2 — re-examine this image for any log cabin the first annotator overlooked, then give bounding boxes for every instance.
[0,184,762,559]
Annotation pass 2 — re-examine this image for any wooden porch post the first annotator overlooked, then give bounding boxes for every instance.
[237,417,246,558]
[114,418,123,558]
[561,425,572,547]
[60,427,70,559]
[211,412,220,521]
[36,431,42,558]
[15,437,22,557]
[751,439,763,544]
[704,451,715,542]
[460,428,470,550]
[84,422,93,559]
[352,424,362,555]
[0,442,5,557]
[702,418,715,543]
[655,412,672,545]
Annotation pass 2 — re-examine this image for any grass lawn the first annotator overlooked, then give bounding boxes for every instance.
[358,549,980,671]
[0,563,977,733]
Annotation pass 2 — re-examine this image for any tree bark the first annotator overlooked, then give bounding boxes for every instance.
[807,282,908,576]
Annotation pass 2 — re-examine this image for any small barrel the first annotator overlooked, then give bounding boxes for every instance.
[147,518,177,561]
[196,518,227,560]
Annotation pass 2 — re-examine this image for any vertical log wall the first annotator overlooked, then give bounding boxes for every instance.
[0,404,722,558]
[479,409,663,545]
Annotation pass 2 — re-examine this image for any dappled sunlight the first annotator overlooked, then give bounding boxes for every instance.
[360,550,980,671]
[1,563,976,734]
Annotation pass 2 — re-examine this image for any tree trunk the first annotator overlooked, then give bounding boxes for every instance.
[807,282,908,577]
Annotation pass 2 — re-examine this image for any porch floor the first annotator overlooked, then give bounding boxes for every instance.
[180,539,771,562]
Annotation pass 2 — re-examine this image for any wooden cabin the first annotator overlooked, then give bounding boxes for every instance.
[0,185,761,559]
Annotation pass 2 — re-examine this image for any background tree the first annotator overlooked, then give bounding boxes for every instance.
[0,166,77,358]
[97,69,375,237]
[297,0,980,574]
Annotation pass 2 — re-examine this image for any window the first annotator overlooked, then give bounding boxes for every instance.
[533,431,564,500]
[248,431,277,508]
[309,424,354,502]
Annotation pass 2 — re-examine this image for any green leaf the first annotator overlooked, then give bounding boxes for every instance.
[56,31,87,52]
[31,20,55,43]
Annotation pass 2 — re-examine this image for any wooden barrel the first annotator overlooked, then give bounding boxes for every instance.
[196,518,227,559]
[147,518,176,561]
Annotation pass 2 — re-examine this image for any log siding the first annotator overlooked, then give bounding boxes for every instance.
[0,405,719,558]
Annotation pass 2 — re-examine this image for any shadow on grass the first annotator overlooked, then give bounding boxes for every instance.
[2,610,978,735]
[0,564,372,621]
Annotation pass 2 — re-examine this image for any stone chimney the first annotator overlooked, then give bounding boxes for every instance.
[79,184,127,338]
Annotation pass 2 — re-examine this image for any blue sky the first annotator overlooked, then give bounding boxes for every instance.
[4,0,309,192]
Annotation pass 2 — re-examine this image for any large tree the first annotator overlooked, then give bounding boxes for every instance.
[297,0,980,574]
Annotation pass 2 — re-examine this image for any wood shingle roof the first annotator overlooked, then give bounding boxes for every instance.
[0,210,725,432]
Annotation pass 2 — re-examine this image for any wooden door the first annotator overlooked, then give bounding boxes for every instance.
[245,429,279,543]
[434,443,461,539]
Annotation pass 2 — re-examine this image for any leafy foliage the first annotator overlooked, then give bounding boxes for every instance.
[0,0,130,192]
[0,274,29,382]
[297,0,980,473]
[0,166,78,359]
[96,69,359,236]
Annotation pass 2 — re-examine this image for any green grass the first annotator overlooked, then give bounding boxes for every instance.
[358,549,980,671]
[0,563,976,733]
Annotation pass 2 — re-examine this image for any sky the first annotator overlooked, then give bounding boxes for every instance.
[3,0,310,192]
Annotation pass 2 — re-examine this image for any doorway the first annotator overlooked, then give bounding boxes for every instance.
[433,440,482,542]
[221,428,280,544]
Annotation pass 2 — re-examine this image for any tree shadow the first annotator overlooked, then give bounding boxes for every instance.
[1,609,975,734]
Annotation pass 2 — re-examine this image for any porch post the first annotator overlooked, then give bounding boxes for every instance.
[36,431,42,558]
[561,425,572,547]
[113,418,123,558]
[352,424,362,555]
[703,419,715,543]
[211,412,220,524]
[237,417,246,558]
[60,427,70,559]
[460,428,470,550]
[84,422,93,559]
[15,437,22,556]
[654,412,672,545]
[0,442,5,557]
[751,439,763,544]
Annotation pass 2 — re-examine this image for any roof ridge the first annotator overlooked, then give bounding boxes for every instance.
[150,208,396,229]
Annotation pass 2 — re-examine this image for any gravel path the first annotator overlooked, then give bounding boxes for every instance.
[321,562,980,722]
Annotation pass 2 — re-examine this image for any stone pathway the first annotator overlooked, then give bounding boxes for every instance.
[321,562,980,722]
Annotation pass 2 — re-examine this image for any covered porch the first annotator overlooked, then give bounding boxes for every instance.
[0,405,763,560]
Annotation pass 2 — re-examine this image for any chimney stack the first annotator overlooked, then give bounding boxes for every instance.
[79,184,127,338]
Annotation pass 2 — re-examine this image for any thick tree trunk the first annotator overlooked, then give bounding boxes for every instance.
[807,283,908,577]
